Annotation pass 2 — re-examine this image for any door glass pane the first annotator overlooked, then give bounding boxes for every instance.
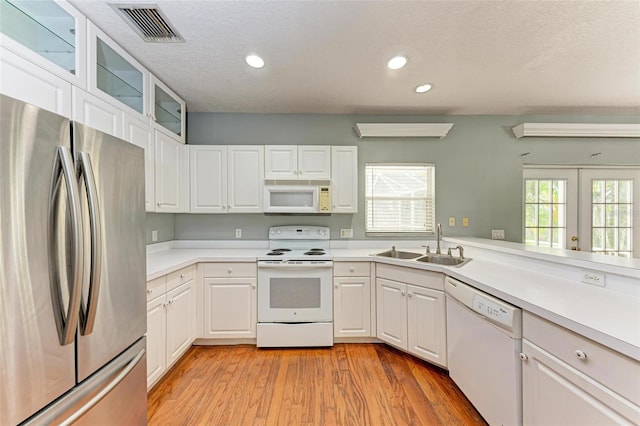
[0,0,76,73]
[591,179,633,257]
[155,85,182,136]
[96,38,143,113]
[524,178,567,248]
[270,278,321,309]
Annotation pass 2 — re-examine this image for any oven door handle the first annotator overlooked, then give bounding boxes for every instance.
[257,262,333,269]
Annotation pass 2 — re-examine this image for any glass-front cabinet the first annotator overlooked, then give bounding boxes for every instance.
[87,22,148,117]
[151,75,186,143]
[0,0,86,87]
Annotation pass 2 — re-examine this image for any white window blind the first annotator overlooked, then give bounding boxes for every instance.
[365,164,435,233]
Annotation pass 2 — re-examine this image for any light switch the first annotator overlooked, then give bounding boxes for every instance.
[448,217,456,226]
[462,217,469,227]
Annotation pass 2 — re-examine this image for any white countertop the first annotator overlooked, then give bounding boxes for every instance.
[146,238,640,361]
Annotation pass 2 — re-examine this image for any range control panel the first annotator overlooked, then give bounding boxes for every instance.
[472,295,514,328]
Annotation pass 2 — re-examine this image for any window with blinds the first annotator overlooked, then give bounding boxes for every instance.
[365,164,435,234]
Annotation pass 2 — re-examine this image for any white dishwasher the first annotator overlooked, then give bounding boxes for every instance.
[445,277,523,426]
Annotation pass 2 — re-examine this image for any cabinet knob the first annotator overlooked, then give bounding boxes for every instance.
[180,273,185,278]
[400,291,405,296]
[575,350,587,360]
[408,293,413,298]
[349,267,354,272]
[227,268,232,273]
[519,353,528,361]
[335,285,339,289]
[299,170,302,175]
[147,289,153,294]
[252,285,256,290]
[157,202,161,207]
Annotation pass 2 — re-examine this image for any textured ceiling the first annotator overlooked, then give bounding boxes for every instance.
[69,0,640,115]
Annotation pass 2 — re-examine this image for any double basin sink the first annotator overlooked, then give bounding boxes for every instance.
[375,249,471,267]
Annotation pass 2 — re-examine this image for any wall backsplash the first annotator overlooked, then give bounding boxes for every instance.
[145,112,640,245]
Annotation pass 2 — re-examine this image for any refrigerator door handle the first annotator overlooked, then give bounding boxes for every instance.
[78,152,102,336]
[59,348,146,426]
[49,146,84,346]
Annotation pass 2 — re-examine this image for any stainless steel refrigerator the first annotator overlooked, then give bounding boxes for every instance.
[0,94,147,425]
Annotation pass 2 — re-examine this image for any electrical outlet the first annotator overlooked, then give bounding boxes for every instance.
[448,217,456,226]
[340,228,353,238]
[581,271,605,287]
[235,229,242,239]
[462,217,469,227]
[491,230,505,240]
[151,230,158,242]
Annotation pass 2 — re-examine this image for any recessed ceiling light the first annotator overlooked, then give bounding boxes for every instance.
[245,54,265,69]
[387,55,407,70]
[415,83,433,93]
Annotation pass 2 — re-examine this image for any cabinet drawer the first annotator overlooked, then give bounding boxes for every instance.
[203,262,256,278]
[166,265,195,292]
[523,312,640,405]
[376,263,444,291]
[334,262,370,277]
[146,276,166,302]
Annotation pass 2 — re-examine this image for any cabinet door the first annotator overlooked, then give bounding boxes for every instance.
[155,130,189,212]
[87,22,147,118]
[298,146,331,179]
[265,145,297,180]
[228,146,264,213]
[151,75,186,143]
[165,281,196,367]
[72,87,123,138]
[334,277,371,338]
[203,277,257,338]
[376,278,407,348]
[0,0,86,88]
[0,46,72,117]
[331,146,358,213]
[190,145,227,213]
[407,285,447,368]
[124,114,155,212]
[146,296,166,389]
[522,339,640,425]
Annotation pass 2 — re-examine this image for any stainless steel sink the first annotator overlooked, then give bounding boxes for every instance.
[416,255,471,267]
[376,250,423,259]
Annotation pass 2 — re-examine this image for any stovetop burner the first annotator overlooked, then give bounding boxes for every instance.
[266,252,284,256]
[304,251,325,255]
[272,248,291,252]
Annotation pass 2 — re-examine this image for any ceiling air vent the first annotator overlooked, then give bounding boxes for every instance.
[111,4,184,43]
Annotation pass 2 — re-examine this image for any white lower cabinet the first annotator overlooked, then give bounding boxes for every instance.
[146,266,196,390]
[376,264,447,368]
[521,312,640,425]
[202,263,257,338]
[333,262,372,338]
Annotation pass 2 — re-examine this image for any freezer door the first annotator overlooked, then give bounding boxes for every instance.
[25,337,148,426]
[73,123,147,381]
[0,95,77,425]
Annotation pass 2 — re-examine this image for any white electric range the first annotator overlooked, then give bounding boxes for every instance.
[256,226,334,347]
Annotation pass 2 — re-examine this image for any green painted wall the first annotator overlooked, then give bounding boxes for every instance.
[146,112,639,244]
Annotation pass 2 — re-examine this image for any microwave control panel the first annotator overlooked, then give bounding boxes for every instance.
[319,186,331,212]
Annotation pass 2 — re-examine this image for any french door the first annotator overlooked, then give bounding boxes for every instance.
[523,167,640,258]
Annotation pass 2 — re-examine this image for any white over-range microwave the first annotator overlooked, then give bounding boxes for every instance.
[264,185,331,213]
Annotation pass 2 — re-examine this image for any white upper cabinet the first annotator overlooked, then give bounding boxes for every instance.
[87,22,148,119]
[155,129,189,213]
[0,0,86,89]
[265,145,331,180]
[0,46,72,117]
[189,145,228,214]
[151,75,186,144]
[72,86,123,138]
[228,146,264,213]
[123,113,155,212]
[331,146,358,213]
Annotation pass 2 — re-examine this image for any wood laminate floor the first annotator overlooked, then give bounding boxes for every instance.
[147,344,487,426]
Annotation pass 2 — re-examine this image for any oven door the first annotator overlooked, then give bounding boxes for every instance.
[257,263,333,322]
